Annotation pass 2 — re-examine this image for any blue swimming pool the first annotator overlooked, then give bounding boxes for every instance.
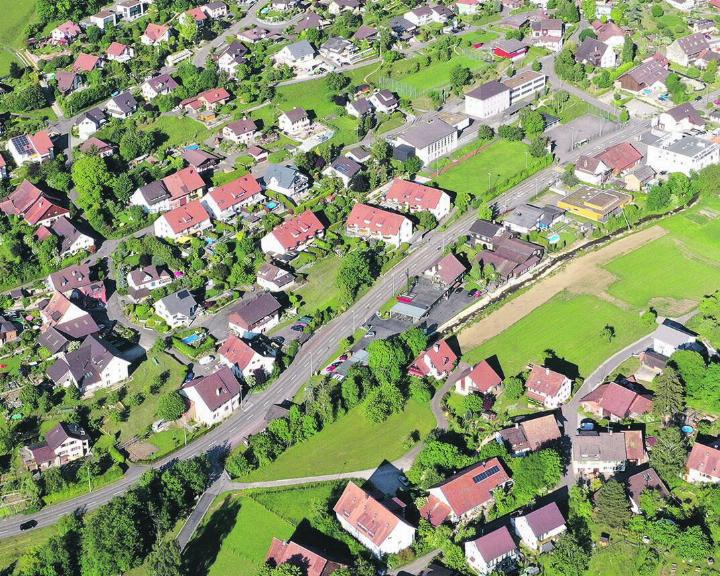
[182,333,201,345]
[265,201,279,209]
[548,233,560,244]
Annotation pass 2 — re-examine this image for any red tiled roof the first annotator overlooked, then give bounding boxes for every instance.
[464,360,502,393]
[218,334,257,370]
[419,495,452,527]
[56,21,81,37]
[333,482,406,548]
[270,210,324,250]
[386,179,445,211]
[579,381,653,419]
[79,137,112,155]
[73,53,100,73]
[107,42,129,57]
[429,458,510,518]
[185,6,207,20]
[429,253,466,286]
[597,142,643,173]
[687,442,720,478]
[519,414,561,450]
[409,340,458,378]
[30,131,54,156]
[162,166,206,199]
[209,175,262,210]
[0,180,68,225]
[143,23,169,42]
[199,87,230,104]
[347,203,407,237]
[624,430,645,462]
[525,364,568,401]
[471,526,517,563]
[162,200,210,234]
[225,118,257,136]
[265,538,343,576]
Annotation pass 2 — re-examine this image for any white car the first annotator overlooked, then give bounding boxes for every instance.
[198,355,215,365]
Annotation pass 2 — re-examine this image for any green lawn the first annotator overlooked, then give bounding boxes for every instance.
[240,397,434,481]
[143,116,211,152]
[463,292,650,379]
[0,0,36,74]
[461,30,499,45]
[295,254,344,314]
[392,53,490,95]
[184,482,351,576]
[431,139,545,198]
[0,523,57,573]
[537,93,607,123]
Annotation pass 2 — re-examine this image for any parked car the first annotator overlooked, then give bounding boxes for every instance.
[19,520,37,531]
[198,355,215,365]
[472,42,484,48]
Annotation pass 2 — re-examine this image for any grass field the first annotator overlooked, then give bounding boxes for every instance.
[240,397,434,481]
[185,482,351,576]
[295,254,344,314]
[0,0,36,75]
[143,116,211,152]
[431,140,542,197]
[463,292,649,379]
[397,53,490,93]
[0,525,57,572]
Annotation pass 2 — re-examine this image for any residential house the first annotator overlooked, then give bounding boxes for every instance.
[503,204,563,235]
[370,90,399,114]
[182,149,221,173]
[295,12,326,33]
[597,142,642,175]
[530,19,564,52]
[21,423,90,472]
[218,41,249,77]
[203,174,263,220]
[181,87,231,113]
[423,253,466,291]
[493,39,529,61]
[404,5,453,26]
[353,24,377,42]
[346,97,373,118]
[627,468,670,513]
[571,431,629,478]
[202,2,229,18]
[498,413,562,455]
[261,209,324,255]
[106,42,134,63]
[334,482,416,556]
[456,0,482,15]
[106,91,138,119]
[238,27,274,44]
[465,81,511,119]
[652,103,705,132]
[182,7,208,26]
[39,292,99,350]
[126,265,173,302]
[421,458,511,526]
[512,502,566,552]
[476,234,544,281]
[0,156,6,179]
[455,359,502,396]
[7,131,54,166]
[395,119,457,165]
[0,316,17,346]
[0,180,68,226]
[593,21,626,47]
[154,289,198,328]
[142,74,179,100]
[323,156,362,187]
[48,263,106,304]
[346,146,371,164]
[667,33,711,67]
[47,335,130,394]
[624,165,656,192]
[652,320,696,357]
[644,130,720,176]
[574,155,610,185]
[465,526,520,575]
[274,41,317,70]
[409,339,458,380]
[557,186,631,222]
[116,0,147,21]
[278,107,312,138]
[617,58,669,94]
[131,166,207,213]
[579,381,653,421]
[51,21,81,44]
[265,538,345,576]
[79,137,114,158]
[328,0,362,15]
[77,108,107,141]
[228,292,282,336]
[223,118,259,145]
[257,263,296,292]
[261,164,309,200]
[320,37,357,65]
[686,441,720,483]
[36,217,95,258]
[525,364,571,408]
[218,333,276,381]
[384,179,452,220]
[576,38,616,68]
[73,53,101,74]
[89,10,118,29]
[142,23,171,46]
[180,367,241,426]
[154,199,212,240]
[345,203,413,247]
[55,71,81,96]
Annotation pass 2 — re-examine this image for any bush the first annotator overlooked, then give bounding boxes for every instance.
[157,392,186,421]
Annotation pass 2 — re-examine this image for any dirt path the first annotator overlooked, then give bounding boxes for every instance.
[457,225,668,352]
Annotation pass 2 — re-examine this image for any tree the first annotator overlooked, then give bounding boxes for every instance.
[336,250,375,302]
[400,327,429,358]
[177,14,199,43]
[403,155,423,177]
[579,28,597,42]
[157,392,186,421]
[364,382,405,422]
[477,125,494,141]
[368,338,406,386]
[548,532,590,576]
[326,72,350,94]
[449,64,472,94]
[670,350,706,401]
[556,0,580,22]
[532,60,542,72]
[147,540,184,576]
[258,563,304,576]
[595,479,630,529]
[665,73,688,104]
[650,426,687,482]
[72,154,112,205]
[651,4,664,16]
[647,183,672,211]
[497,124,524,141]
[520,109,545,137]
[476,202,494,220]
[622,36,636,64]
[503,375,524,403]
[601,324,615,342]
[652,366,685,419]
[703,59,717,84]
[529,136,548,158]
[119,130,154,162]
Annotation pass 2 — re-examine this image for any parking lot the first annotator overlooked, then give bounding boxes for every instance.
[548,114,618,156]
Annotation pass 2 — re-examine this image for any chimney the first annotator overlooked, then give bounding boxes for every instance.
[545,367,550,375]
[216,387,222,396]
[433,343,440,352]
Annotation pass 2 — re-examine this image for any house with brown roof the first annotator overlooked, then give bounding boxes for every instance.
[475,231,544,282]
[278,107,312,138]
[334,482,416,556]
[48,263,106,304]
[498,413,561,455]
[464,526,520,575]
[384,179,452,221]
[39,293,99,351]
[21,423,90,472]
[525,365,571,408]
[529,18,564,51]
[423,253,466,290]
[55,71,82,96]
[617,58,669,94]
[574,155,610,185]
[455,359,502,396]
[597,142,643,175]
[228,292,283,336]
[36,216,95,258]
[409,339,458,380]
[512,502,566,553]
[203,175,263,221]
[572,431,631,478]
[131,166,207,213]
[182,149,221,173]
[223,118,259,145]
[0,316,18,346]
[653,103,705,133]
[667,33,711,67]
[218,333,276,381]
[627,468,670,513]
[141,73,179,100]
[346,203,413,248]
[0,180,68,226]
[180,367,242,426]
[154,200,212,241]
[126,265,173,302]
[265,538,345,576]
[593,21,626,47]
[260,210,325,255]
[579,381,653,422]
[257,263,296,292]
[686,441,720,483]
[421,458,511,526]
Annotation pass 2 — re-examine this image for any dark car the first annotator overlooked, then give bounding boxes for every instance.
[19,520,37,531]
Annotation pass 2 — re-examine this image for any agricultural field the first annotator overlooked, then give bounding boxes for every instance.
[0,0,36,75]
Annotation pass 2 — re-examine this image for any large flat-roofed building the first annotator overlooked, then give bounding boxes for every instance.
[643,130,720,176]
[557,186,631,222]
[503,70,547,103]
[464,72,546,119]
[395,119,458,164]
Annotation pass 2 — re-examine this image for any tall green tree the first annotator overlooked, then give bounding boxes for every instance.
[595,479,630,529]
[147,540,184,576]
[652,366,685,420]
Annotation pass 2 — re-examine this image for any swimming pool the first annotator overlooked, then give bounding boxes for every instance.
[265,201,279,209]
[182,333,201,345]
[548,233,561,244]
